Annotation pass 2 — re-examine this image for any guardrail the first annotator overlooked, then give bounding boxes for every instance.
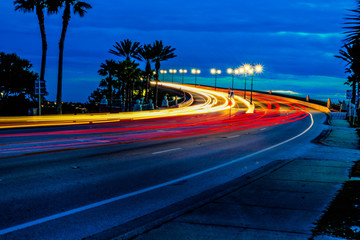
[196,84,335,113]
[270,94,330,113]
[156,83,194,108]
[254,91,331,113]
[178,92,194,108]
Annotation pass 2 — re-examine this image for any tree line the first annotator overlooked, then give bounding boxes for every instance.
[89,39,176,112]
[0,52,40,115]
[336,1,360,106]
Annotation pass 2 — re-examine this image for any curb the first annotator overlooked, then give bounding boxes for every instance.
[85,160,294,240]
[312,129,332,145]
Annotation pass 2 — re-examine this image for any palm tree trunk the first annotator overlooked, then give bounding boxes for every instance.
[57,4,70,114]
[36,7,47,116]
[145,60,151,103]
[357,79,360,107]
[131,81,134,111]
[109,75,113,111]
[126,84,130,111]
[145,75,150,102]
[121,81,125,111]
[155,60,160,108]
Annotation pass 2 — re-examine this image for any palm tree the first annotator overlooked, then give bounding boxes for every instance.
[344,1,360,44]
[14,0,58,114]
[151,40,177,107]
[139,44,155,102]
[345,74,358,105]
[336,40,360,104]
[109,39,142,61]
[115,60,141,111]
[98,59,117,111]
[55,0,92,114]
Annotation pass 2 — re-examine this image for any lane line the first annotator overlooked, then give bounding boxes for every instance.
[0,113,314,235]
[152,148,182,155]
[227,135,240,139]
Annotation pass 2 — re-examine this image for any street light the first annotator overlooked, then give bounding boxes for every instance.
[249,64,263,104]
[240,64,251,99]
[191,69,201,86]
[179,69,187,85]
[160,70,167,81]
[210,68,221,90]
[227,68,240,90]
[169,69,177,83]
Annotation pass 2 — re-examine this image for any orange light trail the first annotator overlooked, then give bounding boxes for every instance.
[0,90,318,158]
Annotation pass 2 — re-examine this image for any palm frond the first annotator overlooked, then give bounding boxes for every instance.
[73,1,91,17]
[109,39,142,61]
[46,0,64,14]
[14,0,36,12]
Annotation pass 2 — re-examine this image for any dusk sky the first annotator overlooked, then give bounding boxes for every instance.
[0,0,355,102]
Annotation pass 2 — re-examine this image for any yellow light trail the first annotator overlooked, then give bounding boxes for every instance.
[0,83,251,129]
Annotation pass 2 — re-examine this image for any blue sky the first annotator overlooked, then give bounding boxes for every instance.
[0,0,355,102]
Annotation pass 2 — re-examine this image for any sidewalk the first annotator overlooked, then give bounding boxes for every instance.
[321,112,359,150]
[130,113,359,240]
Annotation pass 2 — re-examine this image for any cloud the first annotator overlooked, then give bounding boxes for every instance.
[275,31,342,38]
[0,0,355,102]
[272,90,300,95]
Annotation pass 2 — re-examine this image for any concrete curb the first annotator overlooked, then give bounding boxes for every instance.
[85,160,293,240]
[268,94,331,114]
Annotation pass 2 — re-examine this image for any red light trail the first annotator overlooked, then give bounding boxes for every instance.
[0,92,311,158]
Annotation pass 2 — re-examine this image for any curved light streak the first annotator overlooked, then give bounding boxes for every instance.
[0,83,246,129]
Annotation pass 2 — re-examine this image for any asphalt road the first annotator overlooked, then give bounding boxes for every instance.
[0,93,327,239]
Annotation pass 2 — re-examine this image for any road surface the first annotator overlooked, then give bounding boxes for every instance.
[0,86,327,239]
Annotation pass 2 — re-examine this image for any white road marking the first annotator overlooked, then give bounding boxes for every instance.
[260,128,267,131]
[227,135,240,139]
[152,148,182,155]
[0,113,314,235]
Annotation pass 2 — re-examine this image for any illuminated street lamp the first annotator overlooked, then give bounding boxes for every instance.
[169,69,177,83]
[179,69,187,85]
[191,69,201,86]
[160,70,167,81]
[227,68,240,90]
[250,64,263,104]
[240,64,251,99]
[210,68,221,90]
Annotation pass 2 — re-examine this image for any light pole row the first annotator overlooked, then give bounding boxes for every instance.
[226,64,263,103]
[210,68,221,90]
[162,69,201,86]
[159,65,263,100]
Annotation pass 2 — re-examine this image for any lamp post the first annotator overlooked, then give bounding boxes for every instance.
[227,68,240,90]
[191,69,201,87]
[244,64,251,99]
[179,69,187,85]
[160,70,167,81]
[239,66,246,98]
[169,69,177,83]
[250,64,263,104]
[210,68,221,90]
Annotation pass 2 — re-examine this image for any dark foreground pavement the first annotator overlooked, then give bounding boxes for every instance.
[122,112,359,240]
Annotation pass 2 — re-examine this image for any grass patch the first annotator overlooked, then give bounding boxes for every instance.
[312,181,360,239]
[350,160,360,178]
[312,161,360,239]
